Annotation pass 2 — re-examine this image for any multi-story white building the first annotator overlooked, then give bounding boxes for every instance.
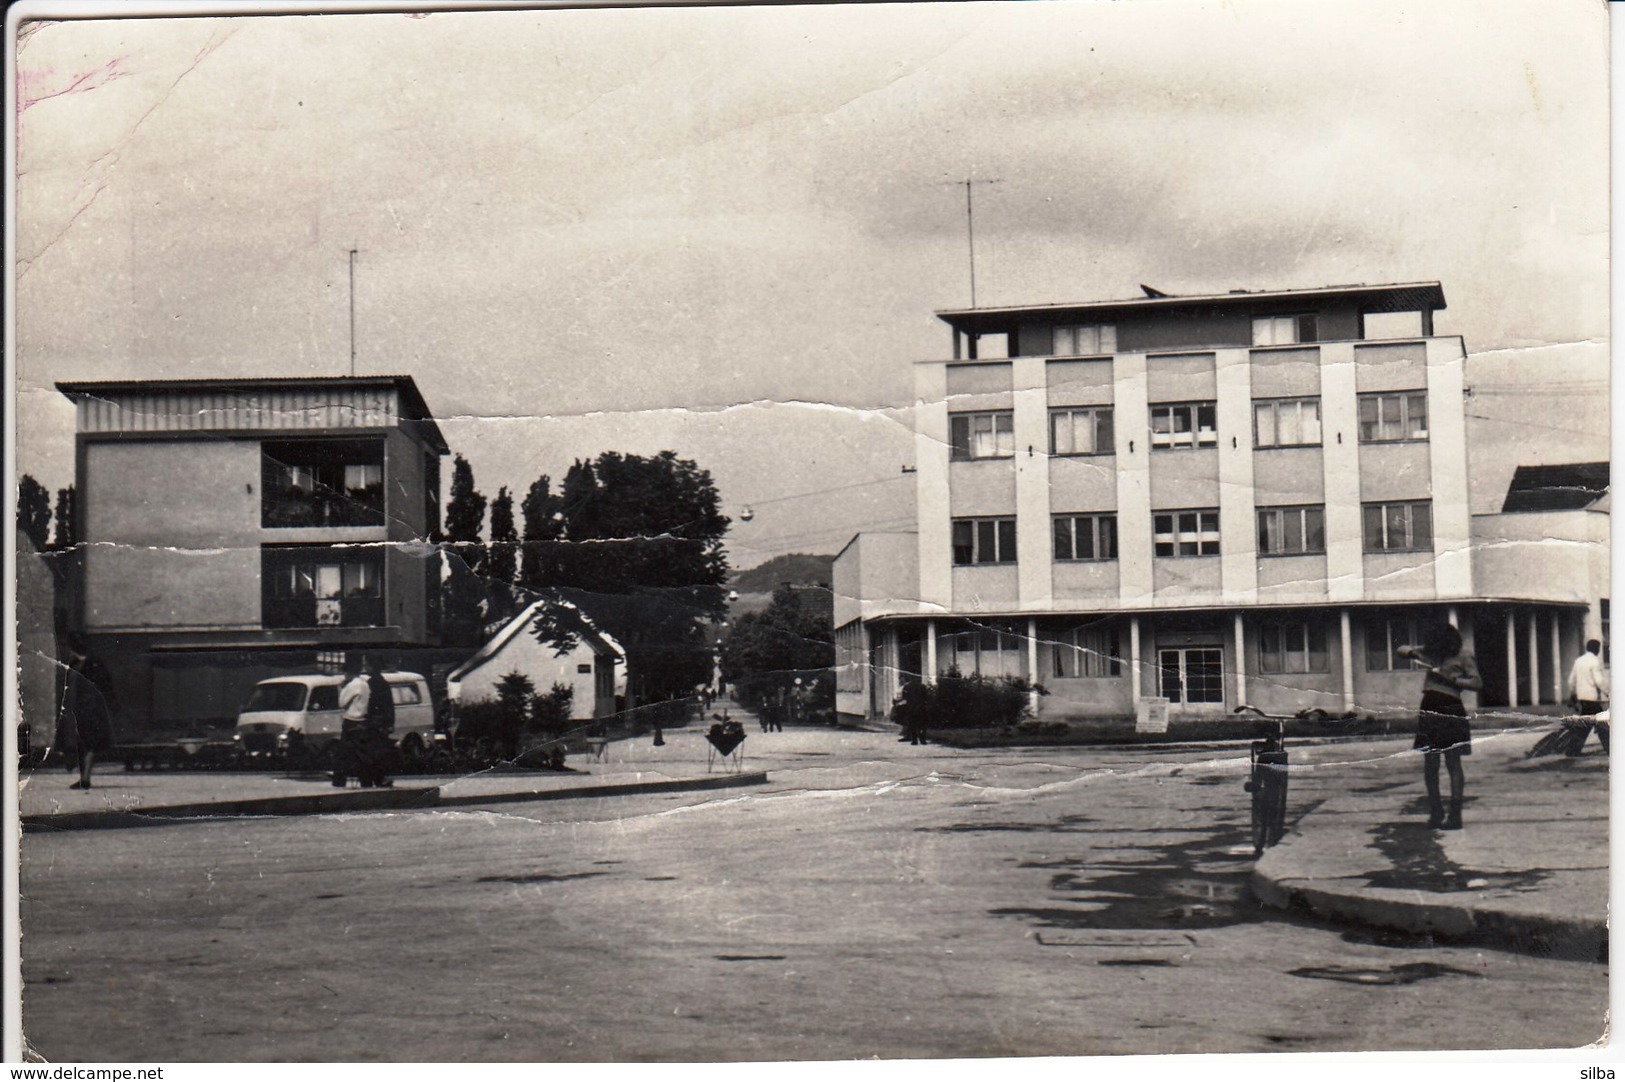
[834,282,1606,724]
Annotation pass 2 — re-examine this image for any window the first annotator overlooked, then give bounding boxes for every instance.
[1053,514,1118,561]
[949,411,1015,460]
[1053,323,1117,355]
[1257,505,1326,556]
[945,621,1024,678]
[1052,624,1122,678]
[1159,647,1225,704]
[1050,407,1114,456]
[1254,397,1322,448]
[1252,314,1319,346]
[1150,402,1217,449]
[262,547,386,628]
[262,438,387,528]
[1363,501,1433,553]
[1258,622,1330,674]
[1358,392,1428,443]
[1361,310,1425,339]
[952,517,1017,565]
[1366,616,1422,671]
[390,684,424,706]
[1154,510,1220,557]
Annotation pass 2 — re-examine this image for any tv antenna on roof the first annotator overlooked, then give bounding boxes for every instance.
[348,248,358,377]
[943,177,1001,308]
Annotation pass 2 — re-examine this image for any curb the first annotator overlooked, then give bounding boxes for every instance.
[23,771,771,832]
[1251,848,1607,964]
[433,770,770,808]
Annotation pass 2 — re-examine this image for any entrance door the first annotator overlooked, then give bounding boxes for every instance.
[1159,647,1226,708]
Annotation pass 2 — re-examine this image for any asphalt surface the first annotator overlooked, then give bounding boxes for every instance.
[17,724,1608,1062]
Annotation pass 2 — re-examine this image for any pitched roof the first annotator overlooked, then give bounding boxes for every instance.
[446,598,622,684]
[1500,462,1610,513]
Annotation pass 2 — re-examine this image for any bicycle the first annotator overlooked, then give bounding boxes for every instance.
[1243,716,1290,856]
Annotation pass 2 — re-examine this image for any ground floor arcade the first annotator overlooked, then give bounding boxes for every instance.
[835,601,1588,724]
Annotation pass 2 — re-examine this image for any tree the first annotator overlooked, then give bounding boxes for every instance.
[518,474,564,594]
[444,454,487,560]
[529,451,730,712]
[486,486,518,622]
[16,474,51,551]
[51,485,77,551]
[721,583,835,721]
[440,455,489,647]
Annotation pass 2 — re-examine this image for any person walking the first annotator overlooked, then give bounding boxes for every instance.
[1566,639,1610,755]
[362,657,397,788]
[332,657,371,788]
[1398,623,1483,831]
[56,655,114,791]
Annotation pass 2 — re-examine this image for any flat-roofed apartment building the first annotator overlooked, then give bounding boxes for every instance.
[56,376,447,732]
[834,282,1607,724]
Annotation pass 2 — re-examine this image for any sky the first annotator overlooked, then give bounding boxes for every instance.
[10,0,1610,569]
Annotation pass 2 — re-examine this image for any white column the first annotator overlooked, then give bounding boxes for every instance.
[1456,608,1477,712]
[1129,615,1143,700]
[925,618,938,684]
[1505,610,1519,707]
[1320,342,1364,603]
[1549,615,1563,704]
[1114,353,1154,606]
[1228,610,1241,705]
[1216,348,1257,605]
[1426,337,1473,597]
[1340,609,1355,712]
[1527,610,1541,706]
[915,363,953,612]
[1013,358,1053,611]
[1027,616,1041,714]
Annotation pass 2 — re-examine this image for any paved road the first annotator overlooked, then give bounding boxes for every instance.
[19,729,1606,1061]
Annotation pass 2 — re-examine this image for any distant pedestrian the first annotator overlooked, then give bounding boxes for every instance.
[55,656,114,791]
[1566,639,1610,755]
[332,657,371,788]
[1398,623,1483,831]
[362,658,397,788]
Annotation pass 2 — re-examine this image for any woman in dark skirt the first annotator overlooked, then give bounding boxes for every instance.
[55,659,115,790]
[1398,623,1482,830]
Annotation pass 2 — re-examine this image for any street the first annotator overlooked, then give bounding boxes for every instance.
[19,728,1607,1061]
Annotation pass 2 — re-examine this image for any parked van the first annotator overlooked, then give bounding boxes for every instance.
[234,672,438,759]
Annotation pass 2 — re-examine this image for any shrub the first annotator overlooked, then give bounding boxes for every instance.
[892,668,1044,731]
[530,683,575,735]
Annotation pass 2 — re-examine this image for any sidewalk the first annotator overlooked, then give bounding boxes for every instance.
[1252,724,1608,961]
[18,715,771,832]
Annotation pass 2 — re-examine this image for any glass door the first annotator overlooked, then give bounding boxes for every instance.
[1158,647,1225,706]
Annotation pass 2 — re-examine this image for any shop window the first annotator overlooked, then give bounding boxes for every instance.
[1258,622,1330,674]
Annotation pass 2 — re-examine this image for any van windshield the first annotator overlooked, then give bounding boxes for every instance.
[243,683,308,713]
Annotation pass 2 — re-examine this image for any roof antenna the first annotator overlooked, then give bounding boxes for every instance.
[348,248,358,377]
[945,177,1001,308]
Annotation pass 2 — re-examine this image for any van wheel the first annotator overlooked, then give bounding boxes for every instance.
[399,734,426,763]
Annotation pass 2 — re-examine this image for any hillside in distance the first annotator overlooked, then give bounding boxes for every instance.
[732,552,835,593]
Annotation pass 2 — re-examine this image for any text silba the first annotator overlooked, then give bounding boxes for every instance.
[1580,1070,1615,1079]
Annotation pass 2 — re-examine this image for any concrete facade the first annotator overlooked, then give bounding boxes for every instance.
[835,283,1600,724]
[56,376,448,732]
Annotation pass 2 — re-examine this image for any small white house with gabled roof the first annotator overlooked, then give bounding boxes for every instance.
[447,600,625,720]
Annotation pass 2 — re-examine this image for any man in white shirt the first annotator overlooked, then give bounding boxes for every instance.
[332,658,372,786]
[1566,639,1610,755]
